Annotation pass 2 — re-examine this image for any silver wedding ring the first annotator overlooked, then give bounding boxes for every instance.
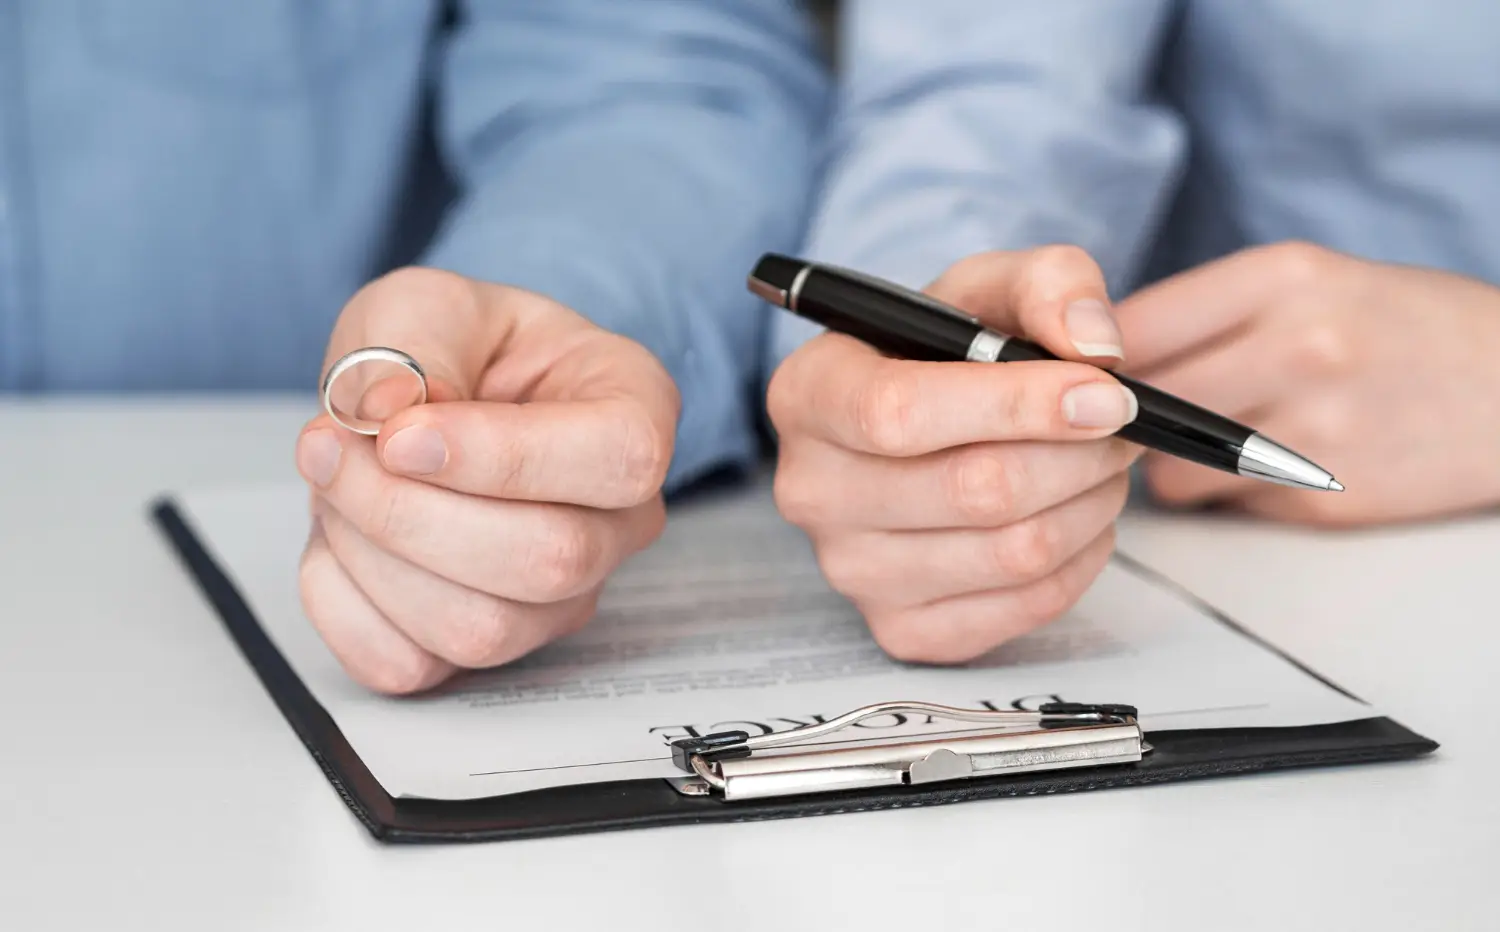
[320,346,428,435]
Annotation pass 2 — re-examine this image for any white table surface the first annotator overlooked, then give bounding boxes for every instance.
[2,396,1496,931]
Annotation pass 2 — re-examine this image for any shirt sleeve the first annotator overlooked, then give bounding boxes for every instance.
[419,0,829,493]
[770,0,1187,364]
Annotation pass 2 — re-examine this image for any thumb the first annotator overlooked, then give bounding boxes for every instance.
[319,267,510,427]
[923,245,1125,367]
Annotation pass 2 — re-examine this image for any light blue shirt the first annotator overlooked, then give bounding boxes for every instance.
[773,0,1500,361]
[0,0,828,492]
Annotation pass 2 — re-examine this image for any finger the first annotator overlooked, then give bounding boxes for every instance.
[814,472,1129,609]
[862,526,1117,665]
[1114,242,1339,373]
[373,390,674,509]
[1125,324,1288,419]
[768,333,1139,457]
[323,267,513,405]
[924,245,1125,364]
[317,503,596,669]
[298,518,455,695]
[296,420,666,602]
[775,432,1139,531]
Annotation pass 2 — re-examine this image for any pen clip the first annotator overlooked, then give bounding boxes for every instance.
[670,700,1147,801]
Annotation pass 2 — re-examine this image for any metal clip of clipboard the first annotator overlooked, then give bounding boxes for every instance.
[669,701,1150,801]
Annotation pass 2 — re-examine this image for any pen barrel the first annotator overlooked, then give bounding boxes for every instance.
[1112,376,1253,469]
[997,339,1252,471]
[795,269,979,361]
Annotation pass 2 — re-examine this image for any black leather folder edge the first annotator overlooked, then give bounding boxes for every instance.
[149,496,1438,844]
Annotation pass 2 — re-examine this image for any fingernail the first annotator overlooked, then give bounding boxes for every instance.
[1063,383,1139,429]
[383,425,448,476]
[1064,298,1125,360]
[297,430,341,488]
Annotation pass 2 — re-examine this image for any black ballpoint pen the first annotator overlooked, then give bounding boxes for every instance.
[748,254,1343,493]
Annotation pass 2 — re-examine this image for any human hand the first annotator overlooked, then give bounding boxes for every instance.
[1116,241,1500,526]
[295,268,677,694]
[768,247,1143,663]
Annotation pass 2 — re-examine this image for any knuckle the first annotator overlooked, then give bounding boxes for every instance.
[440,599,521,669]
[772,462,825,529]
[1266,240,1333,286]
[1020,569,1086,625]
[1298,396,1358,449]
[867,615,943,664]
[358,651,447,697]
[987,516,1060,584]
[946,250,1004,280]
[374,265,481,311]
[868,614,979,665]
[1291,322,1356,379]
[935,251,1009,298]
[522,514,604,601]
[814,538,876,602]
[1027,243,1098,289]
[947,447,1017,525]
[854,364,921,454]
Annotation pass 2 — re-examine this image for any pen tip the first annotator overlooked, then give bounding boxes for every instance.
[1328,479,1345,492]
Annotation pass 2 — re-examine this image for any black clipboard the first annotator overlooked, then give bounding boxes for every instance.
[149,495,1437,844]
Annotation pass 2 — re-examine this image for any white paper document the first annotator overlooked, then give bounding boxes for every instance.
[171,477,1373,800]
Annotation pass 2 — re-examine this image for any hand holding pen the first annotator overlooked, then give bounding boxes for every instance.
[755,247,1337,665]
[754,252,1340,493]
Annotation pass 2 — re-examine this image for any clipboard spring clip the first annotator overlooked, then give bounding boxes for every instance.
[670,701,1149,802]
